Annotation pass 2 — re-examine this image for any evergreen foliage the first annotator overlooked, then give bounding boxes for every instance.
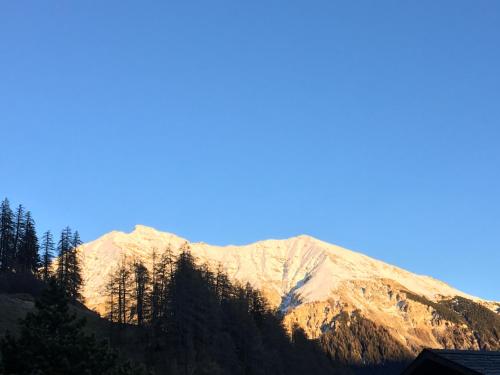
[4,195,498,375]
[67,231,83,301]
[0,199,15,272]
[105,247,339,375]
[56,227,83,301]
[319,310,412,366]
[56,226,73,285]
[403,292,500,351]
[441,296,500,350]
[0,199,42,275]
[405,291,464,324]
[0,197,83,301]
[12,205,25,264]
[132,260,150,326]
[41,230,55,281]
[16,211,40,274]
[0,278,147,375]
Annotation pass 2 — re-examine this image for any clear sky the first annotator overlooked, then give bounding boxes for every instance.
[1,1,499,300]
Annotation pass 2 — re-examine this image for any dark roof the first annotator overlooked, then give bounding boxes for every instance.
[402,349,500,375]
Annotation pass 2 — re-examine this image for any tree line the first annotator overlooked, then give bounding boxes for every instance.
[0,198,149,374]
[0,197,349,374]
[104,246,341,375]
[0,197,83,301]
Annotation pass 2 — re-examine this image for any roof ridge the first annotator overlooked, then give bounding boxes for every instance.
[430,349,500,355]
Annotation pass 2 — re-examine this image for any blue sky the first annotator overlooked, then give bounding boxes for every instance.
[1,1,499,300]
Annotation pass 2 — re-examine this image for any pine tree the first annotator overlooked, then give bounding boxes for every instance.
[164,248,222,374]
[12,204,26,267]
[66,231,83,301]
[0,278,146,375]
[17,211,40,274]
[0,198,15,272]
[56,226,72,289]
[56,227,83,301]
[41,230,55,281]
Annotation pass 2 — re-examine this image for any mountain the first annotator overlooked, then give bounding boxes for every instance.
[79,225,500,364]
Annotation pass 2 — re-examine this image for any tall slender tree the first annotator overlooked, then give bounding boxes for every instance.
[114,257,132,324]
[65,231,83,301]
[105,258,132,324]
[132,259,150,326]
[105,276,118,322]
[214,263,231,303]
[12,204,26,265]
[56,227,73,292]
[149,248,159,321]
[17,211,39,274]
[0,198,15,272]
[150,246,175,322]
[41,230,55,281]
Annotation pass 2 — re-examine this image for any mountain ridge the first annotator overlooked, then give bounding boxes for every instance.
[78,225,500,360]
[86,225,482,294]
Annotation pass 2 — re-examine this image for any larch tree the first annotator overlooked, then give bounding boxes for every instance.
[114,257,132,324]
[132,259,150,326]
[105,275,118,322]
[150,246,174,322]
[105,258,131,324]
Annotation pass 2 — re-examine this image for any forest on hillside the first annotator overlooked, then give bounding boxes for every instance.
[102,246,342,374]
[1,197,454,374]
[0,198,82,300]
[0,197,349,375]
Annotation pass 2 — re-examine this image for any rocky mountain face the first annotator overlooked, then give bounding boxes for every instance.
[79,225,500,364]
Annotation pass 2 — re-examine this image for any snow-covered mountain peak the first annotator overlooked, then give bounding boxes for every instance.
[77,226,499,355]
[79,226,482,312]
[132,224,162,235]
[101,225,189,248]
